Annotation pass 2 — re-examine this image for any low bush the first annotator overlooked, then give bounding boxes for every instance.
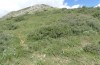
[61,14,100,32]
[28,14,100,41]
[0,33,12,52]
[28,39,51,52]
[92,12,100,19]
[28,23,70,41]
[83,43,100,55]
[14,16,25,22]
[3,23,18,30]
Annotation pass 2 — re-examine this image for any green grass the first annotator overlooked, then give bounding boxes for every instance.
[0,7,100,65]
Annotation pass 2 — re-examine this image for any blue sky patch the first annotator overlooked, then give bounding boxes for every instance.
[64,0,100,7]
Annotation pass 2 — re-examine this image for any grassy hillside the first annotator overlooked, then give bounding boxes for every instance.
[0,6,100,65]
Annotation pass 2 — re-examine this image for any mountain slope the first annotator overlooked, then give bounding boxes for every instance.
[0,5,100,65]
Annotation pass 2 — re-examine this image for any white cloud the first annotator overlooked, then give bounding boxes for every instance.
[95,4,100,7]
[0,0,81,17]
[66,4,81,9]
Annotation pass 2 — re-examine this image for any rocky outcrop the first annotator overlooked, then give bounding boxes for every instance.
[3,4,53,19]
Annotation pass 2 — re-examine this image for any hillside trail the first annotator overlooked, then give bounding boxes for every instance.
[16,32,28,48]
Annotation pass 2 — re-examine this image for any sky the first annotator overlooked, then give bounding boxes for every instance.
[0,0,100,17]
[65,0,100,7]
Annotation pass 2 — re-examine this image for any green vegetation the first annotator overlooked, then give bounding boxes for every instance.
[14,16,25,22]
[83,43,100,55]
[0,6,100,65]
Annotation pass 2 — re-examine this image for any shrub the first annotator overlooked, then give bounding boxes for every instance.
[87,21,100,32]
[34,11,47,16]
[0,32,20,53]
[0,33,12,44]
[28,39,51,52]
[83,44,100,55]
[92,12,100,18]
[61,14,100,32]
[6,17,14,20]
[43,44,62,56]
[0,33,12,52]
[28,14,100,41]
[28,23,70,41]
[14,16,25,22]
[3,23,18,30]
[82,6,87,9]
